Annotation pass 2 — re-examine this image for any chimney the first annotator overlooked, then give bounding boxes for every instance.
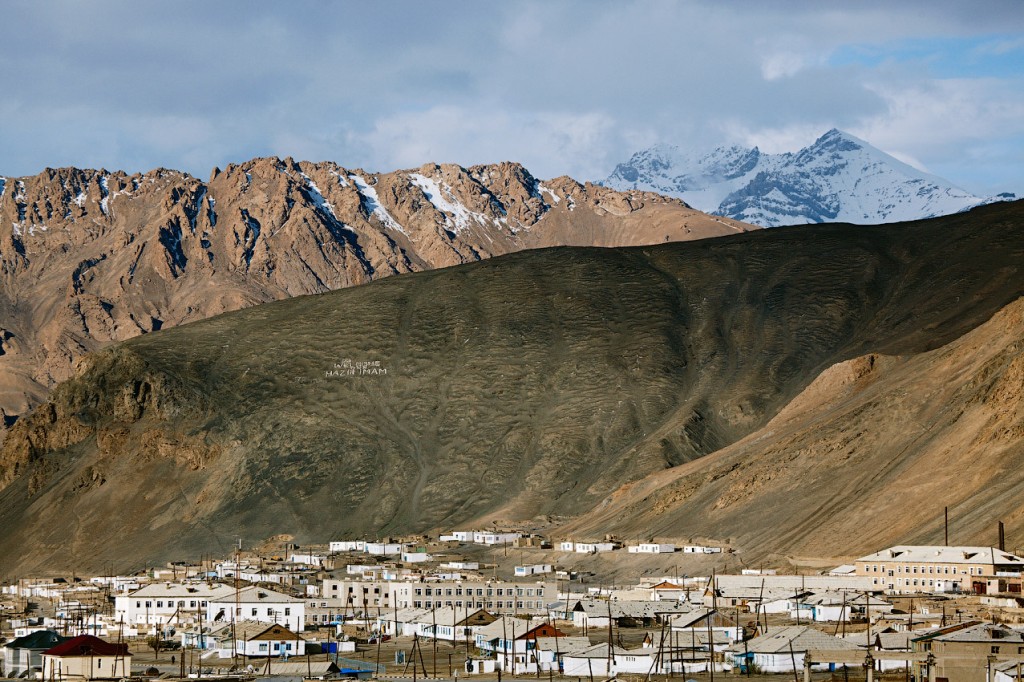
[999,521,1005,552]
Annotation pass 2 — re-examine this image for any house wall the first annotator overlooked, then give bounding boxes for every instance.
[205,600,304,632]
[3,648,38,677]
[238,637,306,657]
[42,655,130,680]
[929,640,1024,682]
[563,656,613,677]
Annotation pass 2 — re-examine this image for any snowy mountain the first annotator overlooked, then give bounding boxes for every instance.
[603,129,1011,227]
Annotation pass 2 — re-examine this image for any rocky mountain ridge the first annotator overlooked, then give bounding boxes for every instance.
[0,158,752,426]
[603,129,1014,227]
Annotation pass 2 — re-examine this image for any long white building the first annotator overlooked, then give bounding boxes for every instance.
[114,583,236,627]
[206,587,305,632]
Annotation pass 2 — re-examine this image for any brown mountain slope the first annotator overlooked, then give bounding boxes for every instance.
[0,201,1021,576]
[562,294,1024,567]
[0,160,751,425]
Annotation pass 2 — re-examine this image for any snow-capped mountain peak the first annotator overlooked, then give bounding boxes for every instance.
[603,129,1008,227]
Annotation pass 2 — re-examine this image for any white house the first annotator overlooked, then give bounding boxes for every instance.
[401,551,433,563]
[474,618,537,673]
[573,542,616,554]
[206,587,305,632]
[789,591,892,623]
[440,561,479,570]
[629,544,676,554]
[329,541,365,552]
[288,553,326,566]
[364,542,403,556]
[729,626,859,674]
[561,643,669,677]
[683,545,722,554]
[514,565,553,577]
[473,532,521,546]
[3,630,66,678]
[211,621,306,658]
[115,583,235,627]
[40,635,131,681]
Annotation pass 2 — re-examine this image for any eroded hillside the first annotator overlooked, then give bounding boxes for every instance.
[0,159,750,426]
[0,201,1022,574]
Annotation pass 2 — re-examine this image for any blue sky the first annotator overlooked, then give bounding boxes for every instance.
[1,0,1022,196]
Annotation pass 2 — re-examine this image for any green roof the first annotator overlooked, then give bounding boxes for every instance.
[5,630,67,651]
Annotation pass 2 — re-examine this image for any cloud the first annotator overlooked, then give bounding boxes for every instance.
[352,106,618,179]
[0,0,1022,194]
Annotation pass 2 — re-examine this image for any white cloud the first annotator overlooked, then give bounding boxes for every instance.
[0,1,1022,194]
[354,106,618,180]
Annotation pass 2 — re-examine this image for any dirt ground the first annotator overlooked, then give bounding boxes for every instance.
[126,635,897,681]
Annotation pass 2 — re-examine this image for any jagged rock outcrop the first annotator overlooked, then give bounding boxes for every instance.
[0,159,753,427]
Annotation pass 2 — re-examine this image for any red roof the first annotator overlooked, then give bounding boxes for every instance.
[43,635,130,657]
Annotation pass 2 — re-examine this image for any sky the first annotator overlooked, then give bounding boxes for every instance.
[1,1,1023,196]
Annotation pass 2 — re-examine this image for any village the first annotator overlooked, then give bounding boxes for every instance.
[4,531,1024,682]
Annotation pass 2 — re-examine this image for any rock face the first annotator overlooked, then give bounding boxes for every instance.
[0,200,1021,575]
[0,159,753,427]
[603,129,1014,227]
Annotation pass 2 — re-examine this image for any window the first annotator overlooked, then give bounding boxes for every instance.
[285,608,291,616]
[136,601,141,608]
[190,601,196,608]
[252,608,258,616]
[456,588,463,596]
[157,601,163,607]
[415,588,422,596]
[267,608,273,616]
[992,646,1001,654]
[259,643,268,652]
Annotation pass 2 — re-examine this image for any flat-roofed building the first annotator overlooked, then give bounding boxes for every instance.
[855,546,1024,594]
